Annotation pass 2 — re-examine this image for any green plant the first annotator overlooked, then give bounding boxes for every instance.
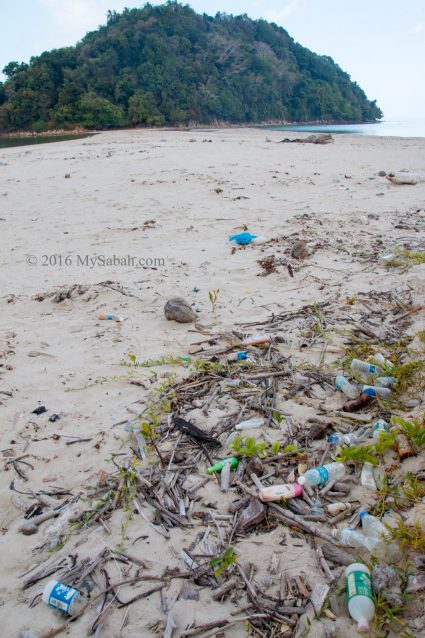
[208,288,220,311]
[210,546,237,577]
[384,248,425,270]
[123,353,186,368]
[337,444,378,466]
[230,435,268,458]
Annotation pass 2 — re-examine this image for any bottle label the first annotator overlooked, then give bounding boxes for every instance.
[346,571,372,601]
[48,582,79,613]
[316,466,329,484]
[373,421,388,431]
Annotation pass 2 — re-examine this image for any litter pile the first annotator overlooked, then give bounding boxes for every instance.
[11,286,425,638]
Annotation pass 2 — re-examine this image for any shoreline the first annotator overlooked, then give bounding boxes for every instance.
[0,128,424,637]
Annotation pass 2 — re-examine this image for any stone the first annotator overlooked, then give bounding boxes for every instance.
[291,240,309,260]
[164,297,197,323]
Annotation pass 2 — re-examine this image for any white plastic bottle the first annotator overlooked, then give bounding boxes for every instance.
[297,462,346,487]
[359,512,390,540]
[372,419,389,440]
[328,432,362,447]
[346,563,375,632]
[235,417,265,430]
[375,376,396,388]
[42,580,86,615]
[335,375,359,399]
[351,359,382,375]
[359,511,401,560]
[360,462,376,490]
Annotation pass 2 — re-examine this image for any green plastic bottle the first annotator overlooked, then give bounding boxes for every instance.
[207,457,238,474]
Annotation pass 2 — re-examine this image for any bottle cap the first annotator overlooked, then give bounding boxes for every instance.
[293,483,303,497]
[359,511,367,520]
[357,619,370,632]
[297,476,306,486]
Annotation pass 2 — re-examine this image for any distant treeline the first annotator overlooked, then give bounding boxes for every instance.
[0,1,382,132]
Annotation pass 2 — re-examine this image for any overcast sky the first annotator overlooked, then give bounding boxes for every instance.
[1,0,424,119]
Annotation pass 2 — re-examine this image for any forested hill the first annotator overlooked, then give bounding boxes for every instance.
[0,2,382,132]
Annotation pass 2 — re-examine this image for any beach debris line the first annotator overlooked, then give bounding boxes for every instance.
[278,133,333,144]
[10,286,425,637]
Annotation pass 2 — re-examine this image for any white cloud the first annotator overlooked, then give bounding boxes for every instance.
[264,0,300,25]
[39,0,128,43]
[407,22,424,35]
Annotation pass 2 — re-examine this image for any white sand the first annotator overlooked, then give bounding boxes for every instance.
[0,128,424,637]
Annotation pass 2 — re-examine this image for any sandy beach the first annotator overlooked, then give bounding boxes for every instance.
[0,128,424,637]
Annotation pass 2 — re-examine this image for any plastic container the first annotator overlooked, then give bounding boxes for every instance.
[346,563,375,632]
[98,313,124,322]
[207,457,238,474]
[228,351,248,362]
[297,462,346,487]
[327,432,362,447]
[395,433,414,460]
[359,511,401,560]
[335,375,359,399]
[126,420,147,460]
[259,483,303,502]
[327,502,352,515]
[368,353,394,369]
[360,462,376,490]
[372,419,389,440]
[375,376,396,388]
[228,232,257,245]
[351,359,382,375]
[362,385,392,400]
[42,580,86,615]
[332,528,378,552]
[235,417,265,430]
[241,335,272,346]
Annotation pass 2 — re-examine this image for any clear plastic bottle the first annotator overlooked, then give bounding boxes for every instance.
[372,419,389,440]
[360,462,376,490]
[368,353,394,369]
[297,462,346,487]
[42,580,86,615]
[375,376,396,388]
[328,432,362,447]
[346,563,375,632]
[332,528,378,552]
[335,375,359,399]
[359,512,401,560]
[351,358,382,375]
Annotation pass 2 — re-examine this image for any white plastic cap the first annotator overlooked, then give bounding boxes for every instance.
[357,618,370,632]
[297,476,306,486]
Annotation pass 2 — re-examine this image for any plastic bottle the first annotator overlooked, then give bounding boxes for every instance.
[327,502,352,516]
[368,353,394,369]
[98,312,124,322]
[327,432,362,447]
[332,528,378,552]
[375,376,396,388]
[335,375,359,399]
[395,433,414,460]
[372,419,389,440]
[351,359,382,375]
[235,417,265,430]
[259,483,303,502]
[241,335,272,346]
[297,462,346,487]
[207,457,238,474]
[359,511,401,560]
[125,420,147,460]
[360,462,376,490]
[345,563,375,632]
[228,351,248,362]
[42,580,86,615]
[362,385,392,400]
